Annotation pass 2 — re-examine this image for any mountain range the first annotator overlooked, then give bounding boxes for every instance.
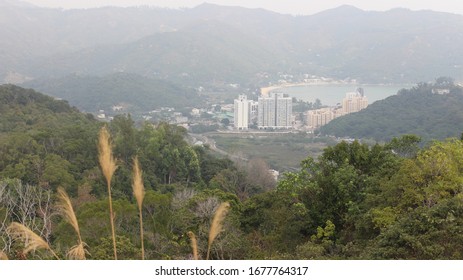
[1,1,463,86]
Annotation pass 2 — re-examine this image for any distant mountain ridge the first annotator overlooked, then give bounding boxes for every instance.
[0,0,34,7]
[1,2,463,85]
[26,20,281,85]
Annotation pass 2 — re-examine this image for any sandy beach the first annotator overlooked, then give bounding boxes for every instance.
[260,82,337,97]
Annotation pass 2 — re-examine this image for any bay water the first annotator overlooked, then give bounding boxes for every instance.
[274,84,411,106]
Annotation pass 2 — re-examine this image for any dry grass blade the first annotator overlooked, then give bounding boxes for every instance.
[7,222,59,259]
[132,156,145,211]
[132,156,145,260]
[56,187,88,260]
[0,251,8,260]
[67,242,89,260]
[206,202,230,260]
[98,126,118,260]
[98,126,117,186]
[187,231,199,260]
[56,187,82,240]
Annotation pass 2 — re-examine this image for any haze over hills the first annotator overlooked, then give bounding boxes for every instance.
[27,20,281,85]
[1,1,463,86]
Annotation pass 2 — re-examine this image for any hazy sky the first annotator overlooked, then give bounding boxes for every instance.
[21,0,463,15]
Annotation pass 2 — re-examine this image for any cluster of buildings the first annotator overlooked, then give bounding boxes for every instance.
[307,88,368,129]
[233,88,368,131]
[234,93,293,130]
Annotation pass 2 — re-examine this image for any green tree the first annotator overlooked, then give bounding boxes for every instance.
[110,114,137,163]
[221,118,230,126]
[41,154,75,191]
[386,134,421,158]
[92,235,138,260]
[241,190,311,256]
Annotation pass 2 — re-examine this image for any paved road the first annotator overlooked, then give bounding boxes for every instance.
[190,133,248,161]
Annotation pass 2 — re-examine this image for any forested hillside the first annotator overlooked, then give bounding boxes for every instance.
[320,79,463,142]
[2,85,463,259]
[0,84,100,190]
[25,73,203,113]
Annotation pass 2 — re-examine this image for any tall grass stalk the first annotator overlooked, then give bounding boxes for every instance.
[56,187,88,260]
[132,156,145,260]
[187,231,199,260]
[206,202,230,260]
[98,126,118,260]
[67,243,88,260]
[7,222,60,259]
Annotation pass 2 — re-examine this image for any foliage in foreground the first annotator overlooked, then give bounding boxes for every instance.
[243,137,463,259]
[3,135,463,259]
[2,84,463,259]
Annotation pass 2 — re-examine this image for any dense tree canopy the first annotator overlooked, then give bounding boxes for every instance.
[240,138,463,259]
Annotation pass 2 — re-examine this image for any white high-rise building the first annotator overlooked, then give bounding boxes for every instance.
[234,95,249,130]
[258,93,292,129]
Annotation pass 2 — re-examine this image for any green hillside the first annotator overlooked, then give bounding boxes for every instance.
[320,79,463,142]
[0,84,101,190]
[0,84,97,133]
[25,73,203,112]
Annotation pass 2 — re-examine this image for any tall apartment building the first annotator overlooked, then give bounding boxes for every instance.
[234,95,249,130]
[258,93,292,129]
[342,88,368,114]
[249,100,259,124]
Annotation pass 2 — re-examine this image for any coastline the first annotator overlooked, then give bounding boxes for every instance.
[260,81,357,97]
[260,81,409,97]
